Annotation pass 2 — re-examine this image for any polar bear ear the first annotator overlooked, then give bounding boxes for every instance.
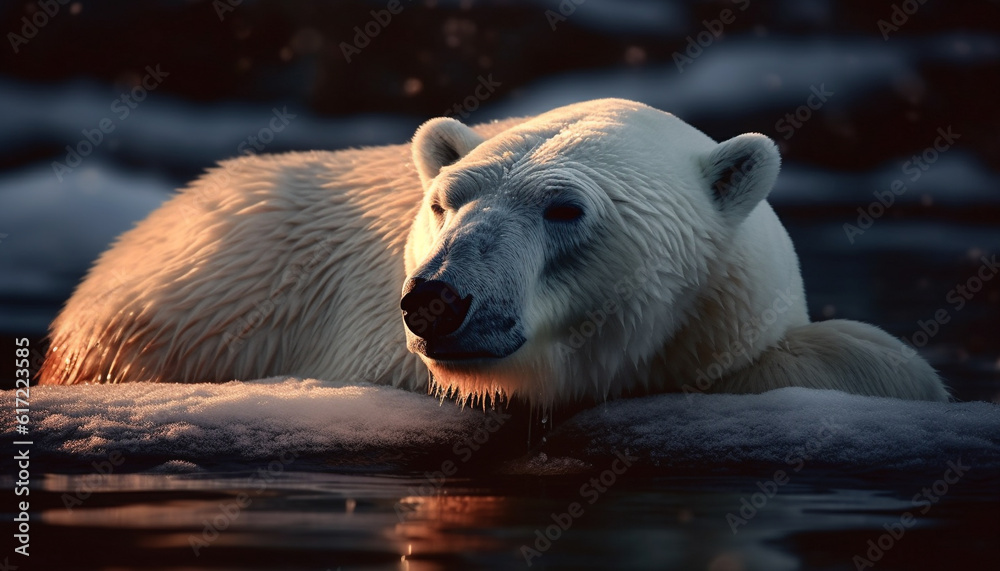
[412,117,486,187]
[702,133,781,223]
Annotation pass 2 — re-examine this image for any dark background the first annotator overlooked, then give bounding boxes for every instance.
[0,0,997,400]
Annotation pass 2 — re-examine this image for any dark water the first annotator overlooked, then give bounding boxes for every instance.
[27,468,999,571]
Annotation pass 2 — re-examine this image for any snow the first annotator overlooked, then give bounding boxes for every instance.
[773,152,1000,206]
[5,380,998,479]
[0,163,171,332]
[545,387,1000,477]
[0,80,418,177]
[4,378,484,472]
[484,33,999,121]
[482,37,913,120]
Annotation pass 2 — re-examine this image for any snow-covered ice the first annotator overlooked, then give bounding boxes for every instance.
[5,380,997,479]
[544,387,1000,477]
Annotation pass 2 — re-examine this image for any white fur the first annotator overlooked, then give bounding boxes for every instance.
[40,99,949,405]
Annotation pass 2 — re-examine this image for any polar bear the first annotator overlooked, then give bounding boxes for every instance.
[39,98,949,405]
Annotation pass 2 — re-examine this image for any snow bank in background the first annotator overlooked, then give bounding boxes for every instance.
[0,80,418,177]
[546,0,687,35]
[772,153,1000,205]
[3,35,997,178]
[484,35,999,120]
[5,381,998,478]
[0,163,170,332]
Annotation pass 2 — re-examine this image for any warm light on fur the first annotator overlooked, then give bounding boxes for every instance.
[40,99,949,406]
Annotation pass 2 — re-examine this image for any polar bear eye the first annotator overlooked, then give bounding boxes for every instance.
[543,204,584,223]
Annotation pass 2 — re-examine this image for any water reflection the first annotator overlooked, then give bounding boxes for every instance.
[27,471,999,570]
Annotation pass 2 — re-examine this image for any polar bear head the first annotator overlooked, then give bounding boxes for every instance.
[402,98,782,407]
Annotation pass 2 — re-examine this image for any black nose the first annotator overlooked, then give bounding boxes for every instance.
[400,278,472,339]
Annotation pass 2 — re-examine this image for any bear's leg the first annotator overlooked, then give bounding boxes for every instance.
[715,319,950,401]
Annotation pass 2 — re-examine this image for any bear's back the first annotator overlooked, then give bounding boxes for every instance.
[40,117,531,386]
